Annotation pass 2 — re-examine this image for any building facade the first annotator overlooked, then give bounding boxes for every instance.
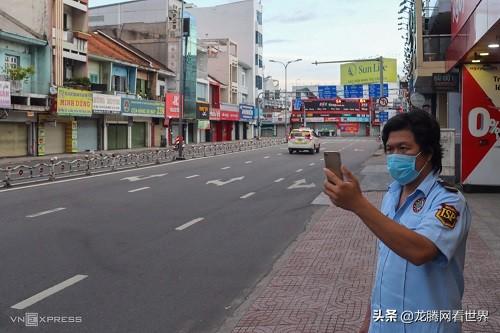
[186,0,263,108]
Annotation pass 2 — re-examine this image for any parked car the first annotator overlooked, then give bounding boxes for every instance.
[288,128,321,154]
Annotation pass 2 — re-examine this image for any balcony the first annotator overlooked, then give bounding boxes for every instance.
[62,31,88,62]
[63,0,88,12]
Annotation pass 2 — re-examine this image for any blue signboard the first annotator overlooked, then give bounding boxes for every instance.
[239,104,255,121]
[293,98,303,111]
[368,83,389,98]
[379,111,388,122]
[343,84,363,98]
[318,85,337,99]
[341,116,370,122]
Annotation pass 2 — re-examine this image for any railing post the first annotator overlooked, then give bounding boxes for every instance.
[155,150,161,164]
[111,154,116,171]
[49,158,56,181]
[4,167,12,188]
[85,155,92,176]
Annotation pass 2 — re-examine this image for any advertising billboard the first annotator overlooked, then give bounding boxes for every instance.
[461,64,500,185]
[0,81,11,108]
[57,87,92,117]
[341,58,397,85]
[122,98,164,118]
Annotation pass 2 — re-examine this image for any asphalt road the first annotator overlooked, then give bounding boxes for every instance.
[0,137,380,333]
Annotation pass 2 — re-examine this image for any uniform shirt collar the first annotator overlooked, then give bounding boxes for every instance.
[387,171,438,197]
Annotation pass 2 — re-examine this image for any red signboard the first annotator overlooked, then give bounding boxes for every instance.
[220,110,240,121]
[165,93,181,118]
[461,64,500,185]
[339,123,360,134]
[451,0,482,39]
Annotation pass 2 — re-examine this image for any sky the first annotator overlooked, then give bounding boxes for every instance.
[90,0,405,89]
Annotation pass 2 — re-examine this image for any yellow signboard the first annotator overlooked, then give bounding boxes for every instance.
[57,87,92,117]
[341,58,397,85]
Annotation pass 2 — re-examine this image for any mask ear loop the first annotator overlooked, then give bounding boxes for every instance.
[416,154,432,175]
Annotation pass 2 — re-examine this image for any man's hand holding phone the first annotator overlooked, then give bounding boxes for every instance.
[323,152,366,212]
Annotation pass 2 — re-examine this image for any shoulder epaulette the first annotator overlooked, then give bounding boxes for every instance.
[437,179,459,193]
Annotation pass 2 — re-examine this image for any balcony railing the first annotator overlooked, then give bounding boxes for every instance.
[423,34,451,62]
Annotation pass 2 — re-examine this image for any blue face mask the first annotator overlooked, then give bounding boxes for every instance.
[386,152,424,185]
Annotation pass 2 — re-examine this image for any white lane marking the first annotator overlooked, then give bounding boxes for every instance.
[288,179,316,189]
[221,166,231,170]
[175,218,205,231]
[128,187,150,193]
[11,274,88,310]
[354,148,365,152]
[319,158,324,161]
[0,144,287,193]
[121,173,167,182]
[26,207,66,218]
[264,156,270,159]
[309,163,316,166]
[185,174,199,179]
[277,153,283,156]
[206,176,245,187]
[244,161,253,164]
[240,192,256,199]
[296,169,303,173]
[274,178,285,183]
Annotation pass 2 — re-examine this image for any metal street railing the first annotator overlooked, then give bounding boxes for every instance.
[0,138,285,188]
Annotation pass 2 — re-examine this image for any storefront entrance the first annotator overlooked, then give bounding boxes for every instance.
[108,124,128,150]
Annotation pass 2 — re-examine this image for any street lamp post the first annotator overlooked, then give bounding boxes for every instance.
[269,58,302,140]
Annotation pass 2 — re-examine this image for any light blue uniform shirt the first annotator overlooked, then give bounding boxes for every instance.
[369,172,471,333]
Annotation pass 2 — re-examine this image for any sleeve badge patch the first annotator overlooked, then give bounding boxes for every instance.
[413,197,426,213]
[435,204,460,229]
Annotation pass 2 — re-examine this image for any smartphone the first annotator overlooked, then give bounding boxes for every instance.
[324,151,342,179]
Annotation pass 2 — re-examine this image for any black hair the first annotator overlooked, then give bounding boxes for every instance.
[382,111,443,174]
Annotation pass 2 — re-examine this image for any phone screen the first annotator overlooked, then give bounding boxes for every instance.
[324,151,342,179]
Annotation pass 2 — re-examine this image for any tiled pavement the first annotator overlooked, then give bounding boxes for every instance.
[226,191,500,333]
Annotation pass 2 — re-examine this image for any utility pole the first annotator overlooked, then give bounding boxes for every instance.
[313,57,386,137]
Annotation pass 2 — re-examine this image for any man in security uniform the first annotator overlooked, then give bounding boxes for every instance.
[323,111,471,333]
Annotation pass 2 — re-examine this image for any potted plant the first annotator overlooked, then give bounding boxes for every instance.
[4,66,35,92]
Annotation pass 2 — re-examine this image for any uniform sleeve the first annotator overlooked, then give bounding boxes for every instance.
[411,192,470,264]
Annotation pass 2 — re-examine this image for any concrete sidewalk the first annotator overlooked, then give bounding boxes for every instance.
[220,152,500,333]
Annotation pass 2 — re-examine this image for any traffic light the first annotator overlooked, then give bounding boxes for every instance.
[275,90,281,99]
[264,90,270,100]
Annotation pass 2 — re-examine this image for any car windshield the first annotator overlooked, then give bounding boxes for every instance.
[291,131,311,137]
